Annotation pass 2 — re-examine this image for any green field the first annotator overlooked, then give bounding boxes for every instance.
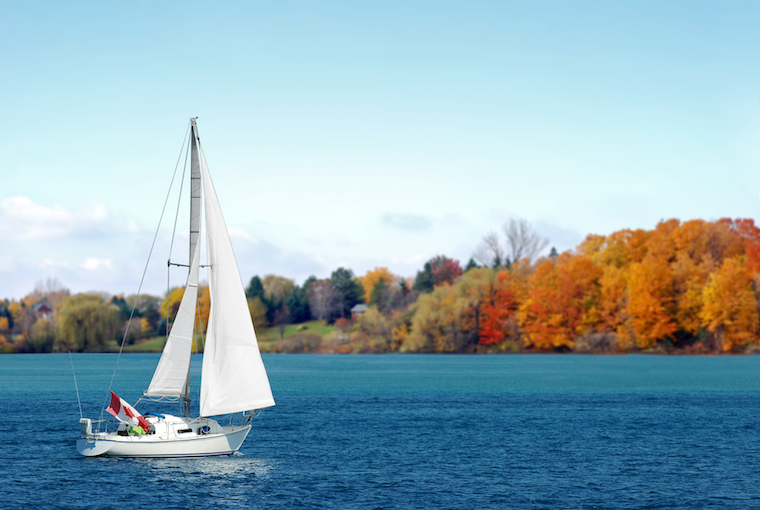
[114,320,336,353]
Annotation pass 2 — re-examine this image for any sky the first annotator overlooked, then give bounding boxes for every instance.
[2,0,760,299]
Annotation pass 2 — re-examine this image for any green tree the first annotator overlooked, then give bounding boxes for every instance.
[246,275,266,299]
[57,294,120,352]
[413,262,435,293]
[330,268,365,320]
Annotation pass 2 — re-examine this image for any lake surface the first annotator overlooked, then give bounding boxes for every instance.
[3,354,760,509]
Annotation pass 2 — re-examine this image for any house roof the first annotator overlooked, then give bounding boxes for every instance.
[351,304,368,313]
[33,302,53,313]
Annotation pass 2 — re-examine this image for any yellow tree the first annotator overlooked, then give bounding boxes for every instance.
[701,257,758,351]
[57,294,120,352]
[262,275,296,302]
[404,284,468,352]
[596,265,628,336]
[453,267,500,345]
[160,287,185,323]
[626,257,676,349]
[196,285,210,332]
[358,267,398,304]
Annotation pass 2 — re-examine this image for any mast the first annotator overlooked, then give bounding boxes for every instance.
[189,118,201,271]
[183,118,202,417]
[143,118,202,410]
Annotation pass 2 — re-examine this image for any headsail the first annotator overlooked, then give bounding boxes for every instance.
[199,144,275,417]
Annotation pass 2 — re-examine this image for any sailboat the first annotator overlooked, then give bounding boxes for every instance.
[77,119,275,458]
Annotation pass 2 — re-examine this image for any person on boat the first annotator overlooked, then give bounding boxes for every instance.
[128,417,146,436]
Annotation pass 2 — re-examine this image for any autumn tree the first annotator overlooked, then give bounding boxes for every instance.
[719,218,760,274]
[262,275,296,303]
[478,270,514,345]
[248,297,269,335]
[429,255,463,286]
[57,293,120,352]
[453,268,495,346]
[701,257,758,351]
[404,284,467,352]
[518,254,600,351]
[359,267,398,304]
[8,300,37,343]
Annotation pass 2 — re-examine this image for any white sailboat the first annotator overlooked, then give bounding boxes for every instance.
[77,119,275,458]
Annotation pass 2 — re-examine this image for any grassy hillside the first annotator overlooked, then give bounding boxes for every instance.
[114,320,336,353]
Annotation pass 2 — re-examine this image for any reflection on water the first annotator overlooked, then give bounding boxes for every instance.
[104,454,277,480]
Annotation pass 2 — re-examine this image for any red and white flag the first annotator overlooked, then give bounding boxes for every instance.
[106,391,150,433]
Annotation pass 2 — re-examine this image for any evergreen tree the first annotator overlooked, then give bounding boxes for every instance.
[246,276,265,299]
[464,258,478,272]
[413,262,435,293]
[330,267,365,320]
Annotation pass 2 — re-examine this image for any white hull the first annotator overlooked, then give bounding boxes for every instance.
[77,425,251,458]
[77,414,252,458]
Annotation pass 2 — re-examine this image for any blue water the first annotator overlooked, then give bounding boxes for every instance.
[3,354,760,509]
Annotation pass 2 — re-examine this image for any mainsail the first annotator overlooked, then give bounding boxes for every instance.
[144,120,202,399]
[199,145,275,416]
[144,235,200,398]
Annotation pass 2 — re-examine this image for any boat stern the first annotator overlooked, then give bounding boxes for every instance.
[76,436,115,457]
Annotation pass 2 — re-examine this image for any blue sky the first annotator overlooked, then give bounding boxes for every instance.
[2,1,759,299]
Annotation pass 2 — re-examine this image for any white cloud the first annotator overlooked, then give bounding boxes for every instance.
[228,227,260,245]
[382,213,432,231]
[81,257,114,271]
[0,196,111,240]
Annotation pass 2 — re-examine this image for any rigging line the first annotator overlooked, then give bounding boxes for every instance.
[104,120,192,407]
[165,127,192,337]
[69,351,83,420]
[168,129,191,263]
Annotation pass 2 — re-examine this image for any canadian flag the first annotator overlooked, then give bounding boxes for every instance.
[106,391,150,433]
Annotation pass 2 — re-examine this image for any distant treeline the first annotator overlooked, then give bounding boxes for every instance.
[3,218,760,354]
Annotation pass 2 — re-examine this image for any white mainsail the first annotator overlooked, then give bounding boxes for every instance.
[144,238,200,398]
[199,145,275,417]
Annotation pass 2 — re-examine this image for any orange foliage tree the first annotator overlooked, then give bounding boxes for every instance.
[701,257,758,351]
[518,254,600,350]
[478,270,514,345]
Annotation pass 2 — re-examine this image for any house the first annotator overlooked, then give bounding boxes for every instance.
[350,304,368,319]
[33,302,53,319]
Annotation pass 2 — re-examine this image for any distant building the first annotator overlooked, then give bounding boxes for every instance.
[351,304,368,319]
[33,302,53,319]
